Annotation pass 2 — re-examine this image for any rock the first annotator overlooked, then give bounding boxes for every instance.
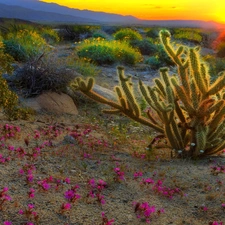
[21,91,78,115]
[93,84,117,101]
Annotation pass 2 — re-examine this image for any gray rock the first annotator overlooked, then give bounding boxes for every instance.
[93,84,117,101]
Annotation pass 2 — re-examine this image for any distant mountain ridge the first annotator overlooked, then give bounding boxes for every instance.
[0,0,138,23]
[0,3,99,23]
[0,0,225,28]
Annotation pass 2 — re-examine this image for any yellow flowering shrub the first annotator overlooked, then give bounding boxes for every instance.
[0,40,32,120]
[4,29,49,61]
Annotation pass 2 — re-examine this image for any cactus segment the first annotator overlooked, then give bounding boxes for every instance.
[208,73,225,95]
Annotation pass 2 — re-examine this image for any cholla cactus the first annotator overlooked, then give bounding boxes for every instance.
[70,30,225,158]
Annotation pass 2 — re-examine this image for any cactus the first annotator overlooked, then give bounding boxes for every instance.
[70,30,225,158]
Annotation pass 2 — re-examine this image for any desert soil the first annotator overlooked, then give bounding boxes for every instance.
[0,44,225,225]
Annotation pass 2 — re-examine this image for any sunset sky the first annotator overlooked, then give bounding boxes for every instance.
[40,0,225,23]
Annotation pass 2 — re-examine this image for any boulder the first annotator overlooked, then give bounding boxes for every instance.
[93,84,117,101]
[21,91,78,115]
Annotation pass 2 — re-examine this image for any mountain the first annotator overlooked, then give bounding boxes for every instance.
[0,0,224,28]
[0,3,99,23]
[0,0,139,23]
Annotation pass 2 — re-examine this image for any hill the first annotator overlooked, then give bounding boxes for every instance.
[0,3,99,24]
[0,0,225,28]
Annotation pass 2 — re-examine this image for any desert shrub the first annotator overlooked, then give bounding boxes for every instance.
[0,40,31,120]
[3,39,27,61]
[203,54,225,81]
[101,26,121,35]
[114,28,142,42]
[173,28,203,44]
[145,56,161,69]
[12,54,75,97]
[4,29,49,62]
[40,27,60,44]
[130,38,158,55]
[67,58,99,77]
[78,44,116,65]
[92,30,110,40]
[145,28,159,39]
[156,44,175,66]
[0,22,60,45]
[77,38,142,65]
[58,25,99,41]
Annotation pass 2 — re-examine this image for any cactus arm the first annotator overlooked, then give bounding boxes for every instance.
[207,73,225,96]
[200,63,210,89]
[174,101,186,124]
[195,125,207,154]
[207,122,225,141]
[189,48,208,95]
[164,124,179,150]
[102,109,121,114]
[154,78,166,97]
[190,79,199,109]
[172,83,196,115]
[204,141,225,155]
[146,110,161,125]
[170,117,185,150]
[117,67,141,117]
[209,105,225,131]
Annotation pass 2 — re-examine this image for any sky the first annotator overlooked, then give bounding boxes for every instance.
[40,0,225,23]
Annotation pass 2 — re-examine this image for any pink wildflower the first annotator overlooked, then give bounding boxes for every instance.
[3,221,12,225]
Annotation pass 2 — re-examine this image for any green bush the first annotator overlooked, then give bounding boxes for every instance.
[156,44,175,66]
[173,28,203,44]
[92,30,109,40]
[77,38,142,65]
[0,40,31,120]
[203,54,225,81]
[67,58,99,77]
[114,28,142,42]
[58,25,99,41]
[145,56,161,69]
[130,38,158,55]
[40,28,60,44]
[4,29,49,62]
[3,39,27,61]
[145,28,159,39]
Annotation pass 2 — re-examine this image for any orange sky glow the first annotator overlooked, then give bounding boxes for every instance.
[40,0,225,23]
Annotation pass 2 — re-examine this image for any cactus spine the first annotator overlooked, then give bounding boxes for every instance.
[71,30,225,158]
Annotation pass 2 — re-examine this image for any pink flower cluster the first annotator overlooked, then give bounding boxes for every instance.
[18,203,38,223]
[211,165,225,175]
[19,164,36,183]
[113,167,125,181]
[101,212,114,225]
[152,179,181,199]
[0,124,20,141]
[87,178,107,205]
[0,153,10,164]
[64,185,81,203]
[210,222,224,225]
[0,187,11,210]
[133,201,164,224]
